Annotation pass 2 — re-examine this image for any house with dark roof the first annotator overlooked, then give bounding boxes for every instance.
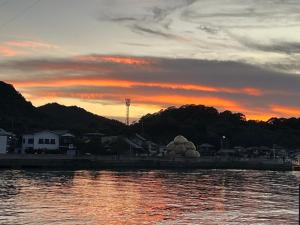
[123,133,159,156]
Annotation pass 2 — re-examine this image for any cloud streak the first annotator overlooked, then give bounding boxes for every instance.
[131,25,189,42]
[2,54,300,120]
[0,45,20,57]
[5,40,59,49]
[229,34,300,54]
[0,40,61,58]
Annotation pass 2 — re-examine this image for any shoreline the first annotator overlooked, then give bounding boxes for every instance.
[0,155,293,171]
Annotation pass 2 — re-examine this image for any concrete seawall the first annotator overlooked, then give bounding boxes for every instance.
[0,155,292,171]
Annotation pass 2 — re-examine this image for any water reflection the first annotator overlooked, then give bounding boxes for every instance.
[0,170,298,224]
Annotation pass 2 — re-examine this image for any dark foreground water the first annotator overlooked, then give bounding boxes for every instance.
[0,170,298,225]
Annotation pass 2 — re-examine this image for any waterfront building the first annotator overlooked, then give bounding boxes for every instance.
[102,133,158,156]
[0,128,14,154]
[198,143,216,156]
[119,133,158,156]
[82,133,105,143]
[22,130,75,153]
[101,135,119,145]
[217,149,237,157]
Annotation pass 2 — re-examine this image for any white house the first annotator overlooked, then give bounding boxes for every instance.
[0,128,14,154]
[22,130,75,152]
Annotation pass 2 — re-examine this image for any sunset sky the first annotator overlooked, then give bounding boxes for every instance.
[0,0,300,122]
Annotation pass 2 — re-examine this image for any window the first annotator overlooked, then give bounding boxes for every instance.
[50,139,56,144]
[28,138,34,144]
[23,139,25,144]
[45,139,50,144]
[38,139,44,144]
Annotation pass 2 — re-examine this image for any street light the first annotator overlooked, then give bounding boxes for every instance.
[221,136,226,149]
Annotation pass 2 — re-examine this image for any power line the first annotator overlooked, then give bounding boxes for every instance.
[0,0,42,31]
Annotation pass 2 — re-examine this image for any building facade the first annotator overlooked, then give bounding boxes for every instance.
[0,128,14,154]
[22,130,75,152]
[0,135,8,154]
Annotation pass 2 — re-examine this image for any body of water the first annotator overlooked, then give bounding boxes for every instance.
[0,169,298,224]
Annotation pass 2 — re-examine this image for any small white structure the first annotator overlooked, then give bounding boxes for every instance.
[0,128,14,154]
[22,130,75,152]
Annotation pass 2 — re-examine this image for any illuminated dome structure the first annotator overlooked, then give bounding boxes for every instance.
[166,135,200,158]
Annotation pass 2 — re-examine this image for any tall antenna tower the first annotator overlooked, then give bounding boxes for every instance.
[125,98,131,126]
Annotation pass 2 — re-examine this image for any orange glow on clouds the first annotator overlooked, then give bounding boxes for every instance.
[23,90,242,112]
[132,94,240,109]
[20,87,296,121]
[11,78,263,96]
[0,40,61,58]
[244,114,275,121]
[271,105,300,117]
[0,45,20,57]
[29,88,298,121]
[10,77,271,121]
[76,55,151,65]
[6,53,298,121]
[5,41,59,49]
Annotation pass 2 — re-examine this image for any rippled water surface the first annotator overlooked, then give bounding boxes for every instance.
[0,169,298,225]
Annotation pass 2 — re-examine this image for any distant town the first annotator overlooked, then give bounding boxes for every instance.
[1,81,300,170]
[0,127,296,161]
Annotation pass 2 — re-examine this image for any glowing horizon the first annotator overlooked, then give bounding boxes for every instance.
[1,1,300,122]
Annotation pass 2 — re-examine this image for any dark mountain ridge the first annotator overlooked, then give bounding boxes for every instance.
[0,81,125,134]
[38,103,125,133]
[131,105,300,148]
[1,81,300,148]
[0,81,37,116]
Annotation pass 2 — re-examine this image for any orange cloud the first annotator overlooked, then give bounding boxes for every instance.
[0,40,60,58]
[132,94,241,109]
[243,113,274,121]
[24,88,242,112]
[5,54,300,122]
[271,105,300,117]
[35,63,110,72]
[18,86,281,121]
[75,55,151,65]
[11,78,263,96]
[9,76,271,121]
[5,41,59,49]
[0,45,20,57]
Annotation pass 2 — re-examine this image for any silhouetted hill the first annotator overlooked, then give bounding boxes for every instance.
[0,81,125,134]
[38,103,125,133]
[0,81,45,131]
[2,81,300,147]
[0,81,36,115]
[130,105,300,148]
